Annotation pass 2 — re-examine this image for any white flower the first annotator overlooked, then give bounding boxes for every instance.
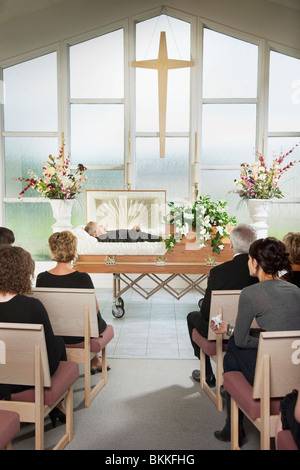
[45,166,56,176]
[181,223,190,236]
[217,225,224,236]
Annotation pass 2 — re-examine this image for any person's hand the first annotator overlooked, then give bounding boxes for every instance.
[210,320,228,335]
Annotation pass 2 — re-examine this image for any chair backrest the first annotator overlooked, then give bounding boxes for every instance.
[30,287,99,337]
[253,330,300,399]
[207,290,241,340]
[0,322,51,387]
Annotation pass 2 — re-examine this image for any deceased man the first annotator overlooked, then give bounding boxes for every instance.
[84,221,162,243]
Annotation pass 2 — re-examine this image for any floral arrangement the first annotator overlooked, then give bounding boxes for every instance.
[164,194,237,254]
[232,143,300,200]
[16,145,87,199]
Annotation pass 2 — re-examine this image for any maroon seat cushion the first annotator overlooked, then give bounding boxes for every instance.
[11,361,79,407]
[224,371,281,420]
[65,324,114,353]
[276,430,298,450]
[0,410,20,449]
[192,328,227,356]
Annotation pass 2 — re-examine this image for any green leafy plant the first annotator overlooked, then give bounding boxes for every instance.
[164,194,237,254]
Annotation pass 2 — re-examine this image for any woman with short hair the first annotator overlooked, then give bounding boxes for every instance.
[36,230,109,374]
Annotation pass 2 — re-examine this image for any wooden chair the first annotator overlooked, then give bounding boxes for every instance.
[0,322,79,450]
[276,430,298,450]
[224,330,300,450]
[0,410,20,450]
[192,290,241,411]
[30,287,114,408]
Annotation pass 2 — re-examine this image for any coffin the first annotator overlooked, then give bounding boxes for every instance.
[73,190,232,274]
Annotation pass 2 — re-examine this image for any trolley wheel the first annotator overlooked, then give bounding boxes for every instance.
[112,305,125,318]
[116,297,124,308]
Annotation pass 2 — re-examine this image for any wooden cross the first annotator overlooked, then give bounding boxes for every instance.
[132,31,194,158]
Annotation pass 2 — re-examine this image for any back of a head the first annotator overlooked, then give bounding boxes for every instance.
[282,232,300,265]
[0,245,34,295]
[48,230,78,263]
[0,227,15,245]
[230,224,257,254]
[249,237,291,276]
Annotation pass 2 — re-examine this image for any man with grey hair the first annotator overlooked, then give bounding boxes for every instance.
[187,223,258,386]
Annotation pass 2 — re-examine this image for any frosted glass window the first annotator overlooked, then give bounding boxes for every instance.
[136,67,190,132]
[136,15,191,61]
[6,202,54,261]
[200,169,241,206]
[71,169,124,228]
[135,15,191,132]
[268,203,300,239]
[202,104,257,165]
[3,53,57,131]
[135,138,189,199]
[203,29,258,98]
[267,137,300,198]
[71,104,124,165]
[5,137,58,198]
[269,51,300,132]
[70,29,124,99]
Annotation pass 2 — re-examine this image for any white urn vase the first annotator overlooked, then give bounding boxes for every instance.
[247,199,272,239]
[49,199,75,233]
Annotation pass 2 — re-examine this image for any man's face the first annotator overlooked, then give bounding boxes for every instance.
[93,222,107,237]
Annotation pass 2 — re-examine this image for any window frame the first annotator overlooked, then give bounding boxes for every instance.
[265,41,300,203]
[65,19,128,173]
[0,43,62,215]
[1,6,300,225]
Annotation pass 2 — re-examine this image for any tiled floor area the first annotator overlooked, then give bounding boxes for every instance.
[96,287,202,359]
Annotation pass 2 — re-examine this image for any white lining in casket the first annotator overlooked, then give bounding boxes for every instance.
[73,190,167,256]
[86,190,166,237]
[72,225,167,256]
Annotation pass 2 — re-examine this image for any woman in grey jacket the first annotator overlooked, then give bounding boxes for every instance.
[211,237,300,444]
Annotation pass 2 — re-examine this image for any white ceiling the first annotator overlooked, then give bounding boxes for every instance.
[0,0,66,24]
[0,0,299,26]
[267,0,300,10]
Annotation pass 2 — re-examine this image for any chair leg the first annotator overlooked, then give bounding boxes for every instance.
[200,349,206,389]
[101,348,107,385]
[84,349,92,408]
[65,387,74,443]
[231,397,240,450]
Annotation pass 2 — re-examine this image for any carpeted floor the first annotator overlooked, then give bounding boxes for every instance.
[11,288,265,451]
[12,357,262,451]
